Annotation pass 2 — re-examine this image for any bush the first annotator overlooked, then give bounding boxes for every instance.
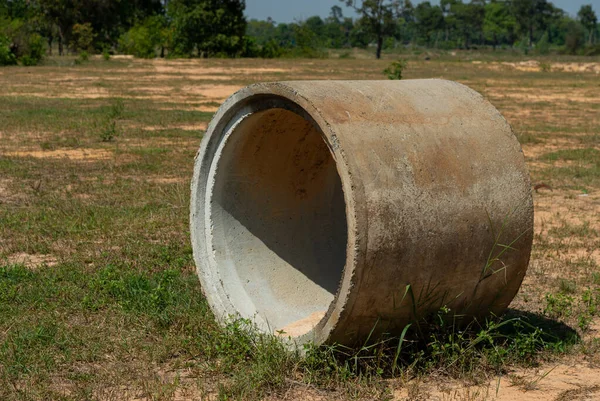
[291,23,325,58]
[239,36,259,57]
[20,33,44,66]
[72,23,95,53]
[119,16,165,58]
[0,35,17,66]
[537,32,550,55]
[539,61,552,72]
[564,21,585,55]
[584,44,600,56]
[384,59,408,80]
[0,19,44,66]
[516,38,530,55]
[260,39,283,58]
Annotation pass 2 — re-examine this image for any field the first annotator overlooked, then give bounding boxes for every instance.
[1,52,600,400]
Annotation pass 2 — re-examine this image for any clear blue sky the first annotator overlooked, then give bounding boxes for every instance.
[245,0,600,23]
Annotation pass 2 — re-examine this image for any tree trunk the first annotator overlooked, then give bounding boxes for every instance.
[58,27,64,56]
[376,35,383,59]
[47,36,53,55]
[529,24,533,48]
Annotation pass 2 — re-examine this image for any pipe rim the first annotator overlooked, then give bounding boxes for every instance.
[190,83,361,345]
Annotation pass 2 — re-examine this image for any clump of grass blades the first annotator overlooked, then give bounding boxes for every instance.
[299,307,577,387]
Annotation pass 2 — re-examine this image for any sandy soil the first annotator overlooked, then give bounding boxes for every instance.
[478,61,600,74]
[5,148,113,160]
[124,122,209,132]
[6,252,58,269]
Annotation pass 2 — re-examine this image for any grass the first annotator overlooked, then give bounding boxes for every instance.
[0,260,581,399]
[0,54,599,399]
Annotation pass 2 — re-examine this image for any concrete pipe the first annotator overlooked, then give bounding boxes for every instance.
[190,79,533,346]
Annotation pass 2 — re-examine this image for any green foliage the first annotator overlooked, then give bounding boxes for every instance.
[0,17,44,65]
[539,61,551,72]
[484,1,517,48]
[537,32,550,54]
[36,0,163,54]
[20,33,44,65]
[564,19,586,54]
[0,0,597,60]
[340,0,399,58]
[517,37,530,55]
[289,22,327,58]
[414,1,444,46]
[578,4,598,45]
[384,59,407,80]
[72,22,95,52]
[259,39,283,58]
[301,308,576,382]
[119,16,166,59]
[168,0,246,57]
[584,44,600,56]
[99,98,124,142]
[102,48,110,60]
[246,18,278,46]
[0,34,16,65]
[544,285,600,333]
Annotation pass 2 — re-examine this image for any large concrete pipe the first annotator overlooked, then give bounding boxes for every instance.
[190,80,533,346]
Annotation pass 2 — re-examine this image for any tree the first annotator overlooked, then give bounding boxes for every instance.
[511,0,553,47]
[331,5,344,23]
[119,15,167,58]
[324,6,352,48]
[414,2,443,46]
[72,22,94,52]
[339,0,400,59]
[578,4,598,45]
[452,1,485,48]
[398,0,415,44]
[304,16,325,40]
[38,0,77,55]
[564,18,585,54]
[469,0,486,46]
[247,18,277,46]
[484,0,516,49]
[440,0,456,42]
[168,0,247,57]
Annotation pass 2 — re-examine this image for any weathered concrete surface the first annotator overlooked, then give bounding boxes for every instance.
[190,80,533,346]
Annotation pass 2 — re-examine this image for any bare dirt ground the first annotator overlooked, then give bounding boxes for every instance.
[0,55,599,400]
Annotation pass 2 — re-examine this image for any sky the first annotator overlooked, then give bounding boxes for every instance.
[245,0,600,24]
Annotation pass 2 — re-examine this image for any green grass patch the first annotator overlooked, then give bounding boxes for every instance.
[540,148,600,163]
[548,221,598,239]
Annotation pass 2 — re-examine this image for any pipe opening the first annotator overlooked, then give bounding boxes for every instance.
[209,107,347,335]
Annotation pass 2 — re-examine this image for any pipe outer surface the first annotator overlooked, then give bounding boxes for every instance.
[190,79,534,346]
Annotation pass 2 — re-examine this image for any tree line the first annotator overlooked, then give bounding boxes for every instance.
[251,1,599,59]
[0,0,598,66]
[0,0,249,65]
